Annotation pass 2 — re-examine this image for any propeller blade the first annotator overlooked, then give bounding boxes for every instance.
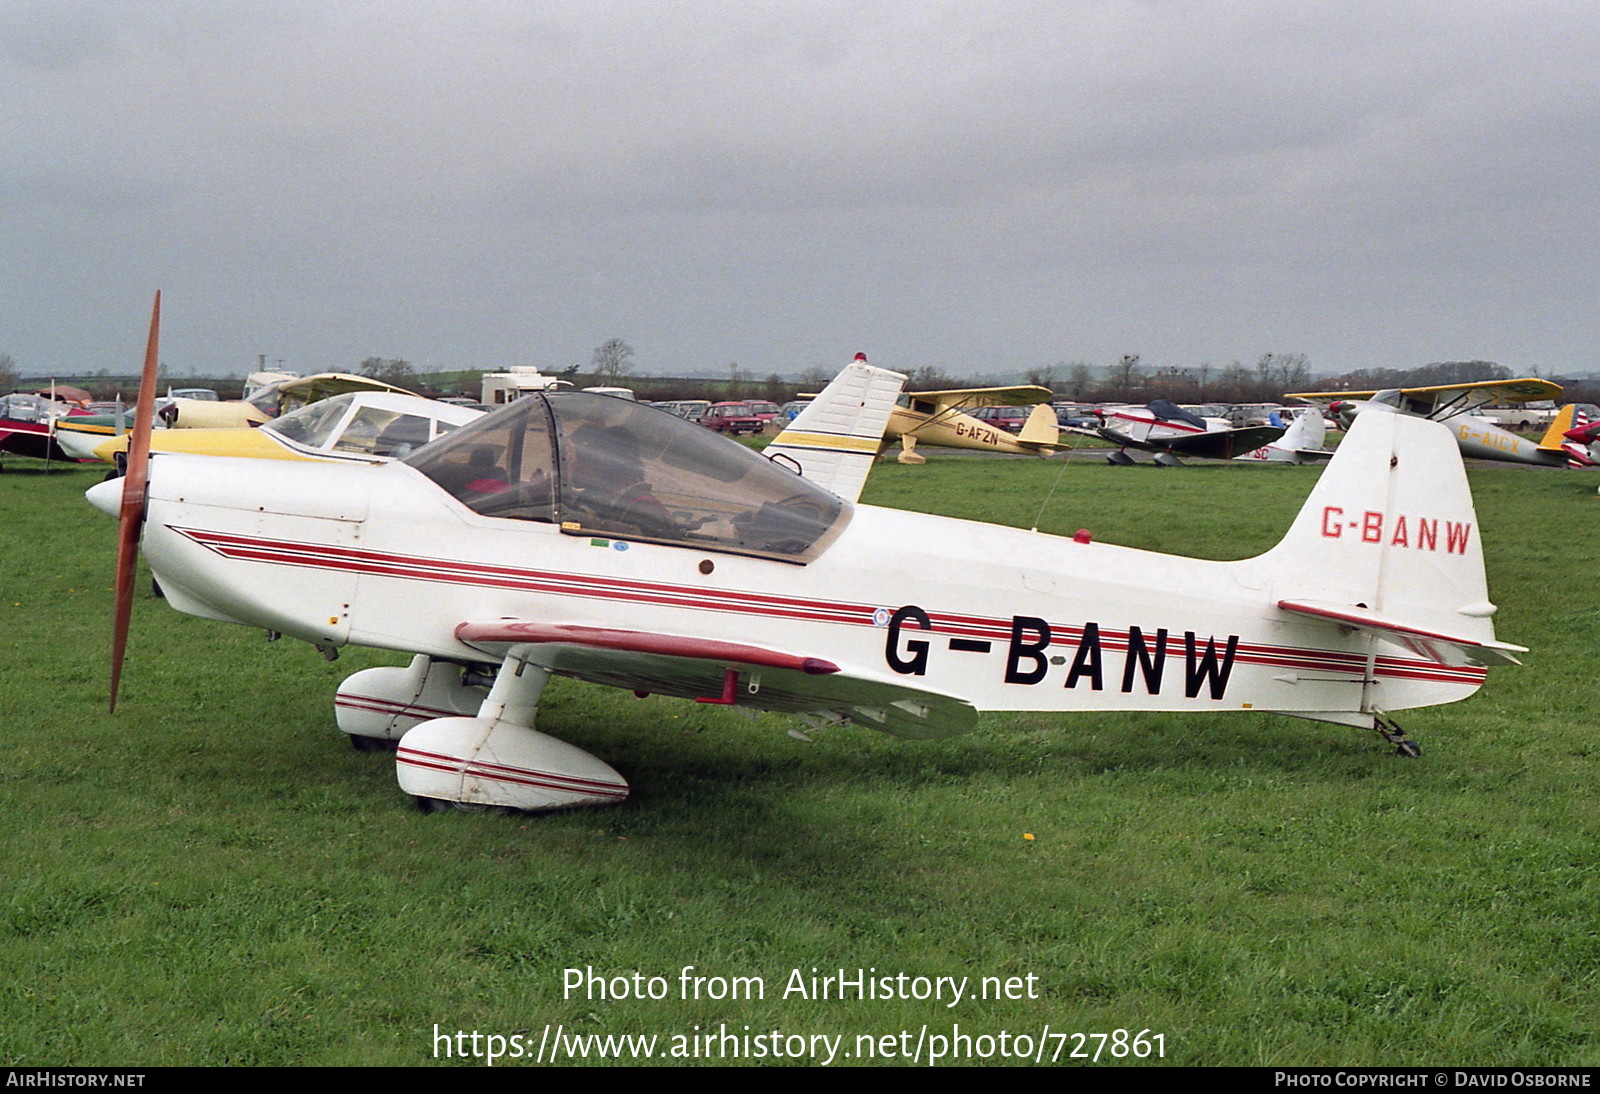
[109,291,161,713]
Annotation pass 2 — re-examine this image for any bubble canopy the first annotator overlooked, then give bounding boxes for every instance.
[405,392,851,563]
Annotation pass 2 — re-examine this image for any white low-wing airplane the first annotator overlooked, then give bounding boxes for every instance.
[1094,400,1286,465]
[93,298,1523,813]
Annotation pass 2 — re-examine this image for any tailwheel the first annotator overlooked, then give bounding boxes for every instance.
[1372,711,1421,758]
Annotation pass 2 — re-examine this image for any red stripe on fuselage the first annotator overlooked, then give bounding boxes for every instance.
[169,526,1485,688]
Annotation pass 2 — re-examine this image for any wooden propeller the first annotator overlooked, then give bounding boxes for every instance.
[109,291,161,713]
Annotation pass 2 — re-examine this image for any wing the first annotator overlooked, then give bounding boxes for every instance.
[1159,425,1286,458]
[455,620,976,739]
[276,373,417,401]
[1289,378,1561,408]
[1284,391,1367,409]
[1106,423,1286,458]
[906,385,1054,411]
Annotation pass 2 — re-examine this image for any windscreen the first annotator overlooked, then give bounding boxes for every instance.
[407,392,849,562]
[266,393,354,448]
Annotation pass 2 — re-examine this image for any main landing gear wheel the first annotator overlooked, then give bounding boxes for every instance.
[394,661,630,812]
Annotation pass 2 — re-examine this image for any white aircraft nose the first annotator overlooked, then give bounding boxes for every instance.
[85,475,125,518]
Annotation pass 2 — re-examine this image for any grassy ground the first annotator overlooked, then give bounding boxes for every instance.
[0,456,1595,1067]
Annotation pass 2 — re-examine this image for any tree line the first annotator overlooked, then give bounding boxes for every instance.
[9,341,1598,409]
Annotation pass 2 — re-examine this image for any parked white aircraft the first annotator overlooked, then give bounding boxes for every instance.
[94,298,1523,812]
[1235,407,1332,464]
[1094,400,1286,465]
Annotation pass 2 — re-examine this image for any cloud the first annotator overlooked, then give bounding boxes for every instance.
[4,1,1600,376]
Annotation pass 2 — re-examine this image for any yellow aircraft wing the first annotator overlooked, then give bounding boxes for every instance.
[275,373,416,402]
[1288,378,1562,406]
[905,385,1054,411]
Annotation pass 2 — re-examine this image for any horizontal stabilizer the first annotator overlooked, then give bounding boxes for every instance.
[1276,599,1526,667]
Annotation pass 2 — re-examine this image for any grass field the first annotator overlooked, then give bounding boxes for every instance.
[1,454,1596,1067]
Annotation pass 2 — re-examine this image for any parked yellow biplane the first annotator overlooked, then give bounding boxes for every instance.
[1288,379,1585,467]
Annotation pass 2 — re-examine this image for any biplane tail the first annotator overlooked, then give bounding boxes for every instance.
[1537,403,1582,460]
[765,355,906,504]
[1258,411,1523,686]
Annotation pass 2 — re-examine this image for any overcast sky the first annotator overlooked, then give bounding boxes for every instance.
[4,0,1597,381]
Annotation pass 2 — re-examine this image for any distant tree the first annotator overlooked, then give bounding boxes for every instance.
[797,366,833,391]
[1255,352,1311,391]
[1216,361,1253,402]
[1322,360,1508,393]
[1025,363,1060,389]
[1108,353,1142,396]
[1408,360,1508,386]
[592,339,635,381]
[0,353,17,394]
[359,357,416,388]
[1066,363,1095,400]
[1150,365,1197,401]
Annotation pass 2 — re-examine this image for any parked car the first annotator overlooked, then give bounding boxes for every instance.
[745,400,782,428]
[969,405,1034,434]
[1226,403,1284,428]
[698,402,767,435]
[1051,402,1099,428]
[659,399,710,421]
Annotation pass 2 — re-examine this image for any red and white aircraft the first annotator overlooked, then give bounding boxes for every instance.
[1093,400,1286,466]
[94,297,1524,813]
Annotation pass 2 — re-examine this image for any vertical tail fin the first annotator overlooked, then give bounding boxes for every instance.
[1537,403,1579,452]
[1259,412,1521,668]
[1017,403,1061,447]
[1281,405,1327,455]
[765,357,906,503]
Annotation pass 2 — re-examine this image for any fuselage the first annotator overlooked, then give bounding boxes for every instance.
[1338,400,1564,467]
[119,452,1485,721]
[885,406,1050,455]
[1448,416,1564,465]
